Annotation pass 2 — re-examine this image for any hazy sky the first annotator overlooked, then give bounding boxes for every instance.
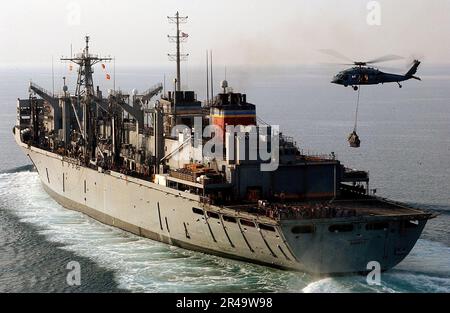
[1,0,449,67]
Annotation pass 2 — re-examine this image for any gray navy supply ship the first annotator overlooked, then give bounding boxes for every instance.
[13,13,434,274]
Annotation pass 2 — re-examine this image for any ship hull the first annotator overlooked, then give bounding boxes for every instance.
[15,130,428,275]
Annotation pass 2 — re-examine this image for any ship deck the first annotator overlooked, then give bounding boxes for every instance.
[329,198,430,218]
[225,197,434,221]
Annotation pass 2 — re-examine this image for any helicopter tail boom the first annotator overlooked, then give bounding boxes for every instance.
[405,60,421,79]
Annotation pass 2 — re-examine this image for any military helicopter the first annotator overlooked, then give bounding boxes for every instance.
[322,50,421,91]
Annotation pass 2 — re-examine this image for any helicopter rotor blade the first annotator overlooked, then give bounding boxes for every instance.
[366,55,404,64]
[376,65,404,73]
[318,62,355,71]
[319,49,354,63]
[406,54,424,66]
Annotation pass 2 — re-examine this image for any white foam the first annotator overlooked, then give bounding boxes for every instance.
[0,172,311,292]
[302,278,345,293]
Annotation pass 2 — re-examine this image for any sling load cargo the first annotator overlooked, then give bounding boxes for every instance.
[348,130,360,148]
[348,85,361,148]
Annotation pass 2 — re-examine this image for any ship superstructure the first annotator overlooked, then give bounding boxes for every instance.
[13,14,434,274]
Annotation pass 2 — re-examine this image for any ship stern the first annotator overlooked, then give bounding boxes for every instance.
[280,215,429,275]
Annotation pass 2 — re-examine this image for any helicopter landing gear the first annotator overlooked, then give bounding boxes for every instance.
[397,82,402,88]
[353,85,359,91]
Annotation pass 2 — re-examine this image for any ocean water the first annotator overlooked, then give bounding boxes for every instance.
[0,64,449,292]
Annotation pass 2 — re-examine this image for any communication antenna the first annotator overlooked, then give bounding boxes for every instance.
[210,50,214,99]
[167,11,188,92]
[206,50,209,105]
[185,61,189,90]
[163,73,166,97]
[51,56,55,96]
[113,57,116,91]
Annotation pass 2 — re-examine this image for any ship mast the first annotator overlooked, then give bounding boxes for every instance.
[168,12,188,91]
[61,36,112,160]
[62,36,111,97]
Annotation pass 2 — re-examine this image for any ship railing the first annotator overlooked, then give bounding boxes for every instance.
[280,134,295,144]
[299,151,337,161]
[261,205,358,221]
[29,82,55,99]
[141,83,163,102]
[199,196,211,205]
[71,52,100,59]
[342,168,369,181]
[62,156,82,166]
